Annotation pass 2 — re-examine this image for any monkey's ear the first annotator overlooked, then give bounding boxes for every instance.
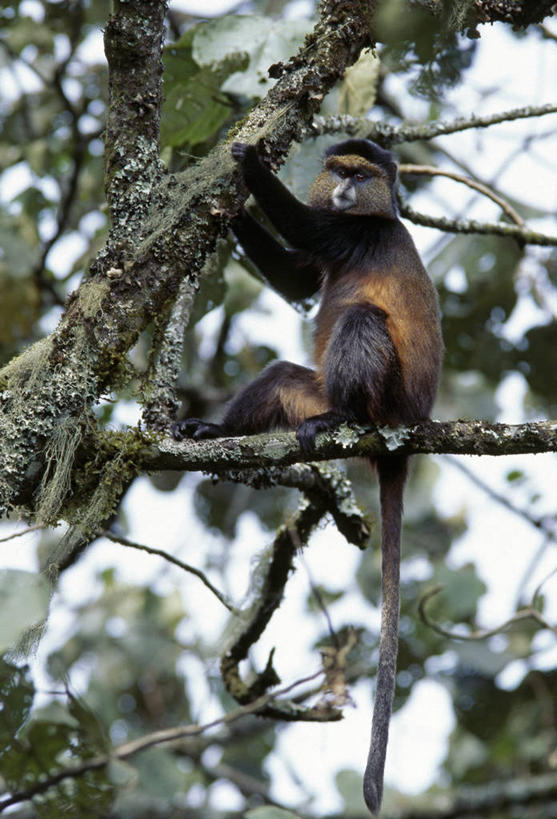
[386,161,398,184]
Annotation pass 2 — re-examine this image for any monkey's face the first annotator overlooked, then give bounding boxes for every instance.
[308,153,397,219]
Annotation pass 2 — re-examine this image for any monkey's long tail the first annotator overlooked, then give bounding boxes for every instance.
[363,455,408,816]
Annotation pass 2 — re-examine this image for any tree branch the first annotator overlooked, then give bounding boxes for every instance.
[445,456,557,544]
[218,462,371,548]
[220,497,343,722]
[398,202,557,245]
[399,164,525,226]
[391,102,557,143]
[99,529,238,614]
[418,586,557,641]
[0,670,324,814]
[312,103,557,144]
[0,0,375,519]
[144,419,557,475]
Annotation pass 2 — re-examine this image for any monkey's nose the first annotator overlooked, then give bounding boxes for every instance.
[332,183,357,210]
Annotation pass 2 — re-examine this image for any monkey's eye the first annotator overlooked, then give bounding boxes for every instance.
[336,167,349,179]
[354,172,368,183]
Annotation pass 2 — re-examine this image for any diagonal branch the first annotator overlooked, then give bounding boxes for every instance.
[0,670,324,814]
[399,164,525,226]
[220,498,343,722]
[99,529,238,614]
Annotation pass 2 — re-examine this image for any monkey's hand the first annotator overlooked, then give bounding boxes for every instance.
[295,410,346,454]
[231,142,251,163]
[172,419,225,441]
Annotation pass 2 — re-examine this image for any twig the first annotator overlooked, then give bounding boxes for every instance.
[445,456,557,543]
[399,164,525,226]
[532,566,557,609]
[0,670,324,813]
[392,103,557,143]
[311,104,557,145]
[99,529,239,614]
[0,524,44,544]
[419,586,557,641]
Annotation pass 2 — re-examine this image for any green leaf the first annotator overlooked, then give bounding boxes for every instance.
[0,208,41,276]
[223,258,263,317]
[5,16,55,54]
[430,563,486,622]
[0,570,50,652]
[337,48,380,116]
[336,768,368,815]
[518,322,557,404]
[194,15,312,99]
[162,28,247,150]
[306,585,344,612]
[0,659,34,740]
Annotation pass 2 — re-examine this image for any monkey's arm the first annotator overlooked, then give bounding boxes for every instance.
[232,209,321,301]
[232,143,323,250]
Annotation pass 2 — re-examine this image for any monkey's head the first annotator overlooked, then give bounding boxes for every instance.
[308,139,398,219]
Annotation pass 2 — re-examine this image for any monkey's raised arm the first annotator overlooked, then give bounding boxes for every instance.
[232,209,321,301]
[232,142,322,251]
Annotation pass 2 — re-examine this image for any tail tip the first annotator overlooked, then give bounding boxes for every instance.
[363,779,382,816]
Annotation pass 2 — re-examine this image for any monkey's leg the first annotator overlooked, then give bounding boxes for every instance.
[173,361,327,441]
[232,209,321,301]
[296,303,404,451]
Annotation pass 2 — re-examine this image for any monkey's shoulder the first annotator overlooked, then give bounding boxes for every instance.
[375,218,426,271]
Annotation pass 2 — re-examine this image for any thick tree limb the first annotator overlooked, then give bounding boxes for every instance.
[144,419,557,475]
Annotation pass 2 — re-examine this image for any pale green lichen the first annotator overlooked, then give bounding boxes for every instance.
[35,417,84,525]
[332,422,367,448]
[378,424,411,451]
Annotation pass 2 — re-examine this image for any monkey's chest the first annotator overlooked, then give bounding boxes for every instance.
[313,276,397,369]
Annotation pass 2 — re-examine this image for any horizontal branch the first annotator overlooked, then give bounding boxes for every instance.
[398,202,557,245]
[145,419,557,475]
[311,103,557,145]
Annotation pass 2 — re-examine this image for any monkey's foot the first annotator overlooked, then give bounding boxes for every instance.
[295,411,346,453]
[171,419,225,441]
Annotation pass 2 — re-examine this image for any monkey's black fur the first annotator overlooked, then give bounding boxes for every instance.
[173,139,443,816]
